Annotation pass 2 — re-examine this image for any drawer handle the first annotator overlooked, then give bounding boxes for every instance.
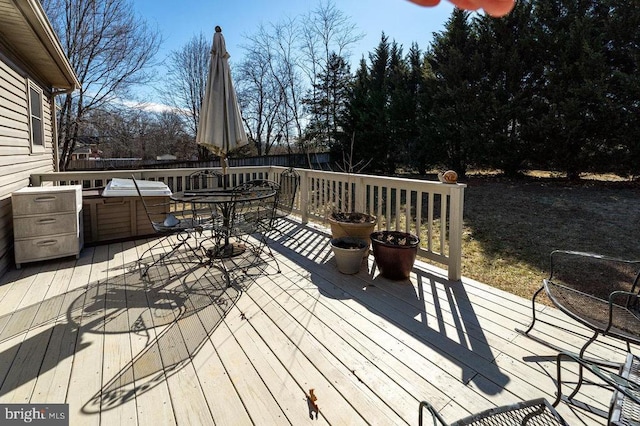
[35,196,57,202]
[37,218,57,224]
[102,198,126,205]
[37,240,58,247]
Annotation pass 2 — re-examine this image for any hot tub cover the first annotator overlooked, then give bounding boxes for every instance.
[102,178,172,197]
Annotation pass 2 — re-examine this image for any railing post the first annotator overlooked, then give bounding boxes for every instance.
[448,184,465,281]
[30,174,42,186]
[354,175,366,214]
[299,169,309,224]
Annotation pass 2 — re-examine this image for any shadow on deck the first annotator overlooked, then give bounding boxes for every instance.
[0,218,625,424]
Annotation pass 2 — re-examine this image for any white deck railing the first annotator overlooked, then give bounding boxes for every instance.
[31,166,466,280]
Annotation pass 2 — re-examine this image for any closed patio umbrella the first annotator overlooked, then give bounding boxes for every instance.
[196,26,248,188]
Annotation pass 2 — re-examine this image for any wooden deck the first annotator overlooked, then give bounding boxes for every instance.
[0,219,630,425]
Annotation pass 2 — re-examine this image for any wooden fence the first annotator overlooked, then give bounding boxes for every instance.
[67,152,331,171]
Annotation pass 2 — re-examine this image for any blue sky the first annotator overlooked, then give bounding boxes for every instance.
[132,0,457,106]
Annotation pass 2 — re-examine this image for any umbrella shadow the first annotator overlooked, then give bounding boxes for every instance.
[0,258,240,413]
[82,263,238,413]
[264,225,510,395]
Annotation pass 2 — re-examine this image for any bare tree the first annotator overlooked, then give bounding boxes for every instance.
[87,107,194,160]
[236,27,283,156]
[162,32,210,138]
[299,0,363,148]
[154,110,196,160]
[238,21,311,156]
[233,0,363,158]
[42,0,161,170]
[269,18,306,154]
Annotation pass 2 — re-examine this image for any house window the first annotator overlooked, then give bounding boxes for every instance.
[28,82,45,153]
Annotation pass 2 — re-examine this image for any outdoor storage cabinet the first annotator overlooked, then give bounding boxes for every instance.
[12,185,83,268]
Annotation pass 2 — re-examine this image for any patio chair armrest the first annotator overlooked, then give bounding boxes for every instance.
[419,401,448,426]
[608,290,640,328]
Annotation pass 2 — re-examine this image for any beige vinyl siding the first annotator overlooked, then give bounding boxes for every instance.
[0,57,55,276]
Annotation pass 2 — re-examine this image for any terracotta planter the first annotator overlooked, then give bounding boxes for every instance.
[328,213,376,256]
[370,231,420,280]
[330,237,367,274]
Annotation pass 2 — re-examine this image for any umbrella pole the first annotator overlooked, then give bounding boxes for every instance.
[222,156,229,190]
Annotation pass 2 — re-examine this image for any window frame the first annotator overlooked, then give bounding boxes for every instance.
[27,81,45,154]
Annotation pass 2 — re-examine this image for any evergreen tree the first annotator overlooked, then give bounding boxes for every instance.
[338,57,372,168]
[599,0,640,178]
[473,0,542,175]
[304,53,352,150]
[353,33,392,173]
[387,42,411,174]
[427,10,484,176]
[533,0,611,179]
[407,44,437,174]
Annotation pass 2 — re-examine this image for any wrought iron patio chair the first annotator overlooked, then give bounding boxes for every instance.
[132,176,204,278]
[554,351,640,424]
[227,179,280,273]
[517,250,640,363]
[187,169,223,191]
[185,169,226,223]
[419,398,568,425]
[269,167,300,244]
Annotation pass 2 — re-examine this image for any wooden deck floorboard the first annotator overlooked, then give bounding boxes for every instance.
[0,221,631,425]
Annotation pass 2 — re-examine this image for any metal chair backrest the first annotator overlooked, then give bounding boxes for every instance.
[232,179,279,204]
[131,175,179,232]
[131,175,154,225]
[188,169,223,191]
[419,398,568,426]
[230,180,279,236]
[276,168,299,219]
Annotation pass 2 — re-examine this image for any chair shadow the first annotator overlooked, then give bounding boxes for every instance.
[0,251,241,414]
[263,221,510,395]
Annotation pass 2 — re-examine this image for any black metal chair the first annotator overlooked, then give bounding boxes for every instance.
[227,179,280,273]
[268,167,301,244]
[517,250,640,362]
[185,169,227,228]
[276,168,299,220]
[187,169,223,191]
[419,398,568,425]
[132,176,204,278]
[554,351,640,424]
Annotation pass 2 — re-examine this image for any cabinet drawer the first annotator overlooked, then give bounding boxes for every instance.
[14,234,80,263]
[13,213,78,239]
[12,191,78,215]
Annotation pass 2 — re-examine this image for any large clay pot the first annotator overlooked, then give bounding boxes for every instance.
[328,212,376,256]
[330,237,367,274]
[370,231,420,280]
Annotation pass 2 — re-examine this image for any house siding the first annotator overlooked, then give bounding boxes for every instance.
[0,56,55,275]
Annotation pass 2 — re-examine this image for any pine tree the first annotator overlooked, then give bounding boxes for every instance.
[304,53,352,150]
[427,9,484,176]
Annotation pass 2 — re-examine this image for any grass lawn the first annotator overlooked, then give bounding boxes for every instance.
[458,172,640,301]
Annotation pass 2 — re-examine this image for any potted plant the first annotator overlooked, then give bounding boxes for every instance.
[328,212,377,255]
[330,236,368,274]
[370,231,420,280]
[326,135,377,254]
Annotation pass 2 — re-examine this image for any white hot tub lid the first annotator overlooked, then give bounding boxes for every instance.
[102,178,172,197]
